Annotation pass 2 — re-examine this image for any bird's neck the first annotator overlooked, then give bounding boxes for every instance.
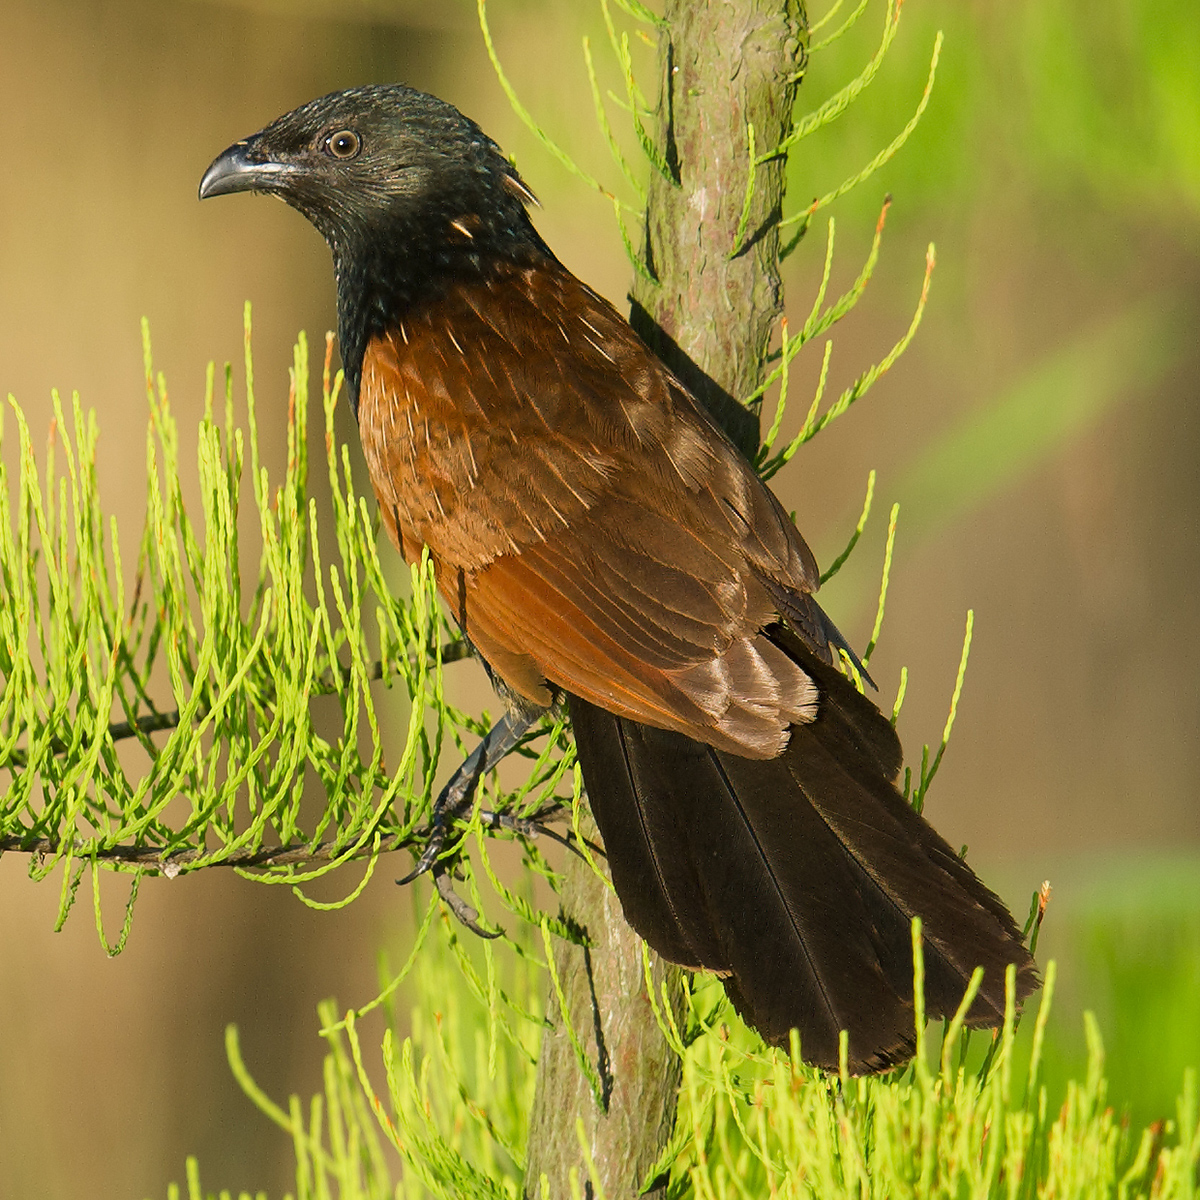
[332,214,549,419]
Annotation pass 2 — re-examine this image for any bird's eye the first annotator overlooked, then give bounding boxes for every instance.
[325,130,362,160]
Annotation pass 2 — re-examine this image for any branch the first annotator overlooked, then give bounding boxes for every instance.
[0,804,600,877]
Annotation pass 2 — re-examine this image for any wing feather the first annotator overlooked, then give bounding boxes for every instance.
[357,257,834,753]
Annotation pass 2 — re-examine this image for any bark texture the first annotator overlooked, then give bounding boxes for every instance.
[523,4,807,1196]
[631,0,808,460]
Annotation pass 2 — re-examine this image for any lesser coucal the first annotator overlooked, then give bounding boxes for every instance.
[200,84,1037,1072]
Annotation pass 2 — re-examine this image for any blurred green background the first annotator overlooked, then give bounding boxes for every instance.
[0,1,1197,1195]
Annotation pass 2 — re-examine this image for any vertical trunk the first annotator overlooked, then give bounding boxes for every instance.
[631,0,808,460]
[523,4,807,1196]
[523,811,683,1199]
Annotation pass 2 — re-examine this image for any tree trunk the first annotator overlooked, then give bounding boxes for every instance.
[631,0,808,460]
[523,811,683,1199]
[523,4,807,1196]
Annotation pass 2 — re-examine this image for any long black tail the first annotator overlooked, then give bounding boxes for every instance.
[568,632,1038,1074]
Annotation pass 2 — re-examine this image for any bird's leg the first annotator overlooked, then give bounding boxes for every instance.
[397,708,537,888]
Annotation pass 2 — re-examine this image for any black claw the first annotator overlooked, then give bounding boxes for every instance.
[396,825,448,886]
[435,867,502,939]
[395,770,480,886]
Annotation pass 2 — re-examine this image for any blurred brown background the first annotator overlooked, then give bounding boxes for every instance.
[0,1,1197,1195]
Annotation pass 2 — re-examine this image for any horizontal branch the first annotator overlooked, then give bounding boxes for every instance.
[0,803,601,877]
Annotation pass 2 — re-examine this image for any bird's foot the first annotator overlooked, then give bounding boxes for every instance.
[396,710,537,933]
[397,709,533,886]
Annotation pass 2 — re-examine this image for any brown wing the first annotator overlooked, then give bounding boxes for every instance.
[357,257,830,756]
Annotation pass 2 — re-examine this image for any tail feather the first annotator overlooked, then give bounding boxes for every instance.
[588,716,722,969]
[568,632,1038,1074]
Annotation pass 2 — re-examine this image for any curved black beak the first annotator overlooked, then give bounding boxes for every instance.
[199,139,295,200]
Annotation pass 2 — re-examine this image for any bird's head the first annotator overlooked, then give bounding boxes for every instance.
[200,84,546,412]
[199,84,537,257]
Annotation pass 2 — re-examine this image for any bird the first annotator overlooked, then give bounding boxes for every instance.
[199,83,1038,1073]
